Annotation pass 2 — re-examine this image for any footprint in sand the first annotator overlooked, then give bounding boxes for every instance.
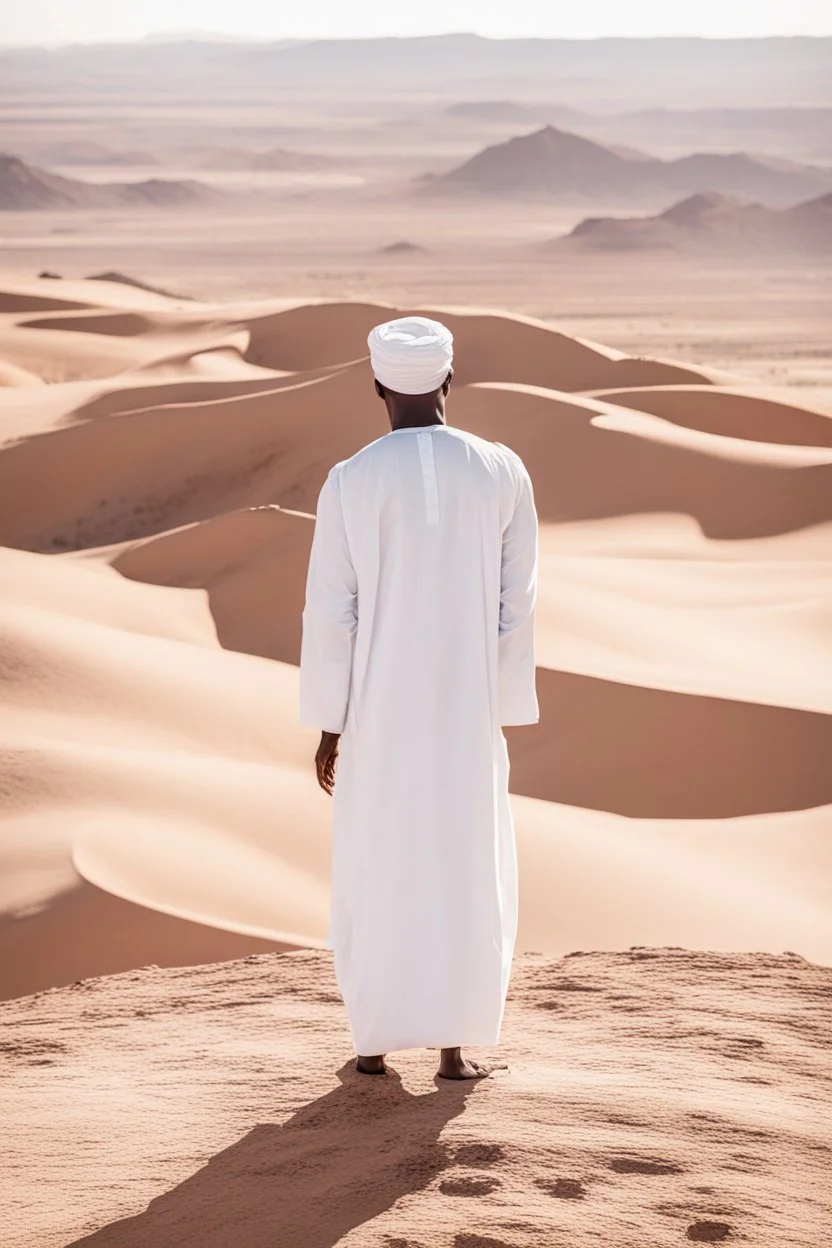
[610,1157,684,1175]
[454,1143,504,1166]
[440,1175,501,1196]
[687,1222,732,1242]
[536,1177,586,1199]
[454,1237,517,1248]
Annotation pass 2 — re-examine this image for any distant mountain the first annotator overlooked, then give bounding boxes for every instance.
[445,101,544,122]
[33,141,159,167]
[659,151,829,200]
[423,127,648,197]
[114,178,222,206]
[0,154,222,211]
[177,146,337,172]
[0,154,85,210]
[139,30,267,44]
[425,126,832,206]
[568,107,832,163]
[550,191,832,254]
[1,37,829,111]
[376,240,426,254]
[443,100,588,127]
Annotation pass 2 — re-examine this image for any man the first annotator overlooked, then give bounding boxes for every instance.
[299,315,538,1080]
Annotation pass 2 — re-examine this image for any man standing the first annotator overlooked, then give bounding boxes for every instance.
[299,316,538,1080]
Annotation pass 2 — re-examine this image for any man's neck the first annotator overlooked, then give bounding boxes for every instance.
[391,416,445,430]
[389,396,446,431]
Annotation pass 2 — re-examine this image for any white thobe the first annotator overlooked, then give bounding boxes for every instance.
[299,423,538,1056]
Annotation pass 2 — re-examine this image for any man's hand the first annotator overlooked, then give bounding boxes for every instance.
[315,731,341,796]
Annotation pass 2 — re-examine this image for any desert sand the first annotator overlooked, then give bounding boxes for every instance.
[4,949,831,1247]
[0,274,831,1245]
[1,275,831,1011]
[1,32,831,1244]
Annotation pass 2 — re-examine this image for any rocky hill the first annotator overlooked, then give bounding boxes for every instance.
[553,190,832,253]
[0,153,222,210]
[426,126,832,205]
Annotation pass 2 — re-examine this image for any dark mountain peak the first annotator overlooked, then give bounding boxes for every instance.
[525,125,611,150]
[425,123,831,203]
[432,125,646,196]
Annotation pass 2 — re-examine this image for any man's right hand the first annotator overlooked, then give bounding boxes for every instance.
[315,731,341,796]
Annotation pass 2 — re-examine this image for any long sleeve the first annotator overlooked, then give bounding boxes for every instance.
[299,467,357,733]
[498,461,539,726]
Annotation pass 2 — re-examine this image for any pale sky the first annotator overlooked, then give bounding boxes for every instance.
[0,0,830,45]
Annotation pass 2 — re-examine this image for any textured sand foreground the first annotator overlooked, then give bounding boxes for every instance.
[2,948,831,1248]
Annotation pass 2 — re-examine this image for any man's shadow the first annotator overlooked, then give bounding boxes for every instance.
[70,1063,475,1248]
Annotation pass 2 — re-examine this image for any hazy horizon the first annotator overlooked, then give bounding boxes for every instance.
[1,0,831,46]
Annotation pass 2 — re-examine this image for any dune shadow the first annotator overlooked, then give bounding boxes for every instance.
[507,668,832,818]
[21,312,156,337]
[453,387,832,538]
[68,1062,474,1248]
[68,370,323,425]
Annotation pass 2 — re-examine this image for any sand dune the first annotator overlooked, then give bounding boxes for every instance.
[242,300,711,387]
[108,506,314,663]
[536,519,832,714]
[0,298,719,552]
[0,543,324,999]
[589,383,832,446]
[510,669,832,816]
[84,270,194,300]
[0,275,191,313]
[6,529,826,1010]
[1,276,831,1006]
[4,949,830,1248]
[0,358,44,387]
[15,365,830,552]
[453,383,832,536]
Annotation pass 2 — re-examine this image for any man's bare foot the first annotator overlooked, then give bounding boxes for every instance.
[355,1054,387,1075]
[437,1046,504,1080]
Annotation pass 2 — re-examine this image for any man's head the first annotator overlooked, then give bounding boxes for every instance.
[367,316,454,409]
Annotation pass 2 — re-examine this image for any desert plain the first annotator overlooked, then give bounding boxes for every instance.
[1,34,831,1248]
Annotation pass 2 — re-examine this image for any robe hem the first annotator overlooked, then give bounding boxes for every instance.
[350,1032,504,1055]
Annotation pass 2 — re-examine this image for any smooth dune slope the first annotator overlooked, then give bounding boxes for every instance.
[589,384,832,446]
[242,299,712,388]
[0,275,830,1000]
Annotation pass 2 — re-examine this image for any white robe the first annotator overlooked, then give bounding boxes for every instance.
[299,423,538,1056]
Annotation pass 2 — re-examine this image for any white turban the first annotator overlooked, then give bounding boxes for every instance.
[367,316,453,395]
